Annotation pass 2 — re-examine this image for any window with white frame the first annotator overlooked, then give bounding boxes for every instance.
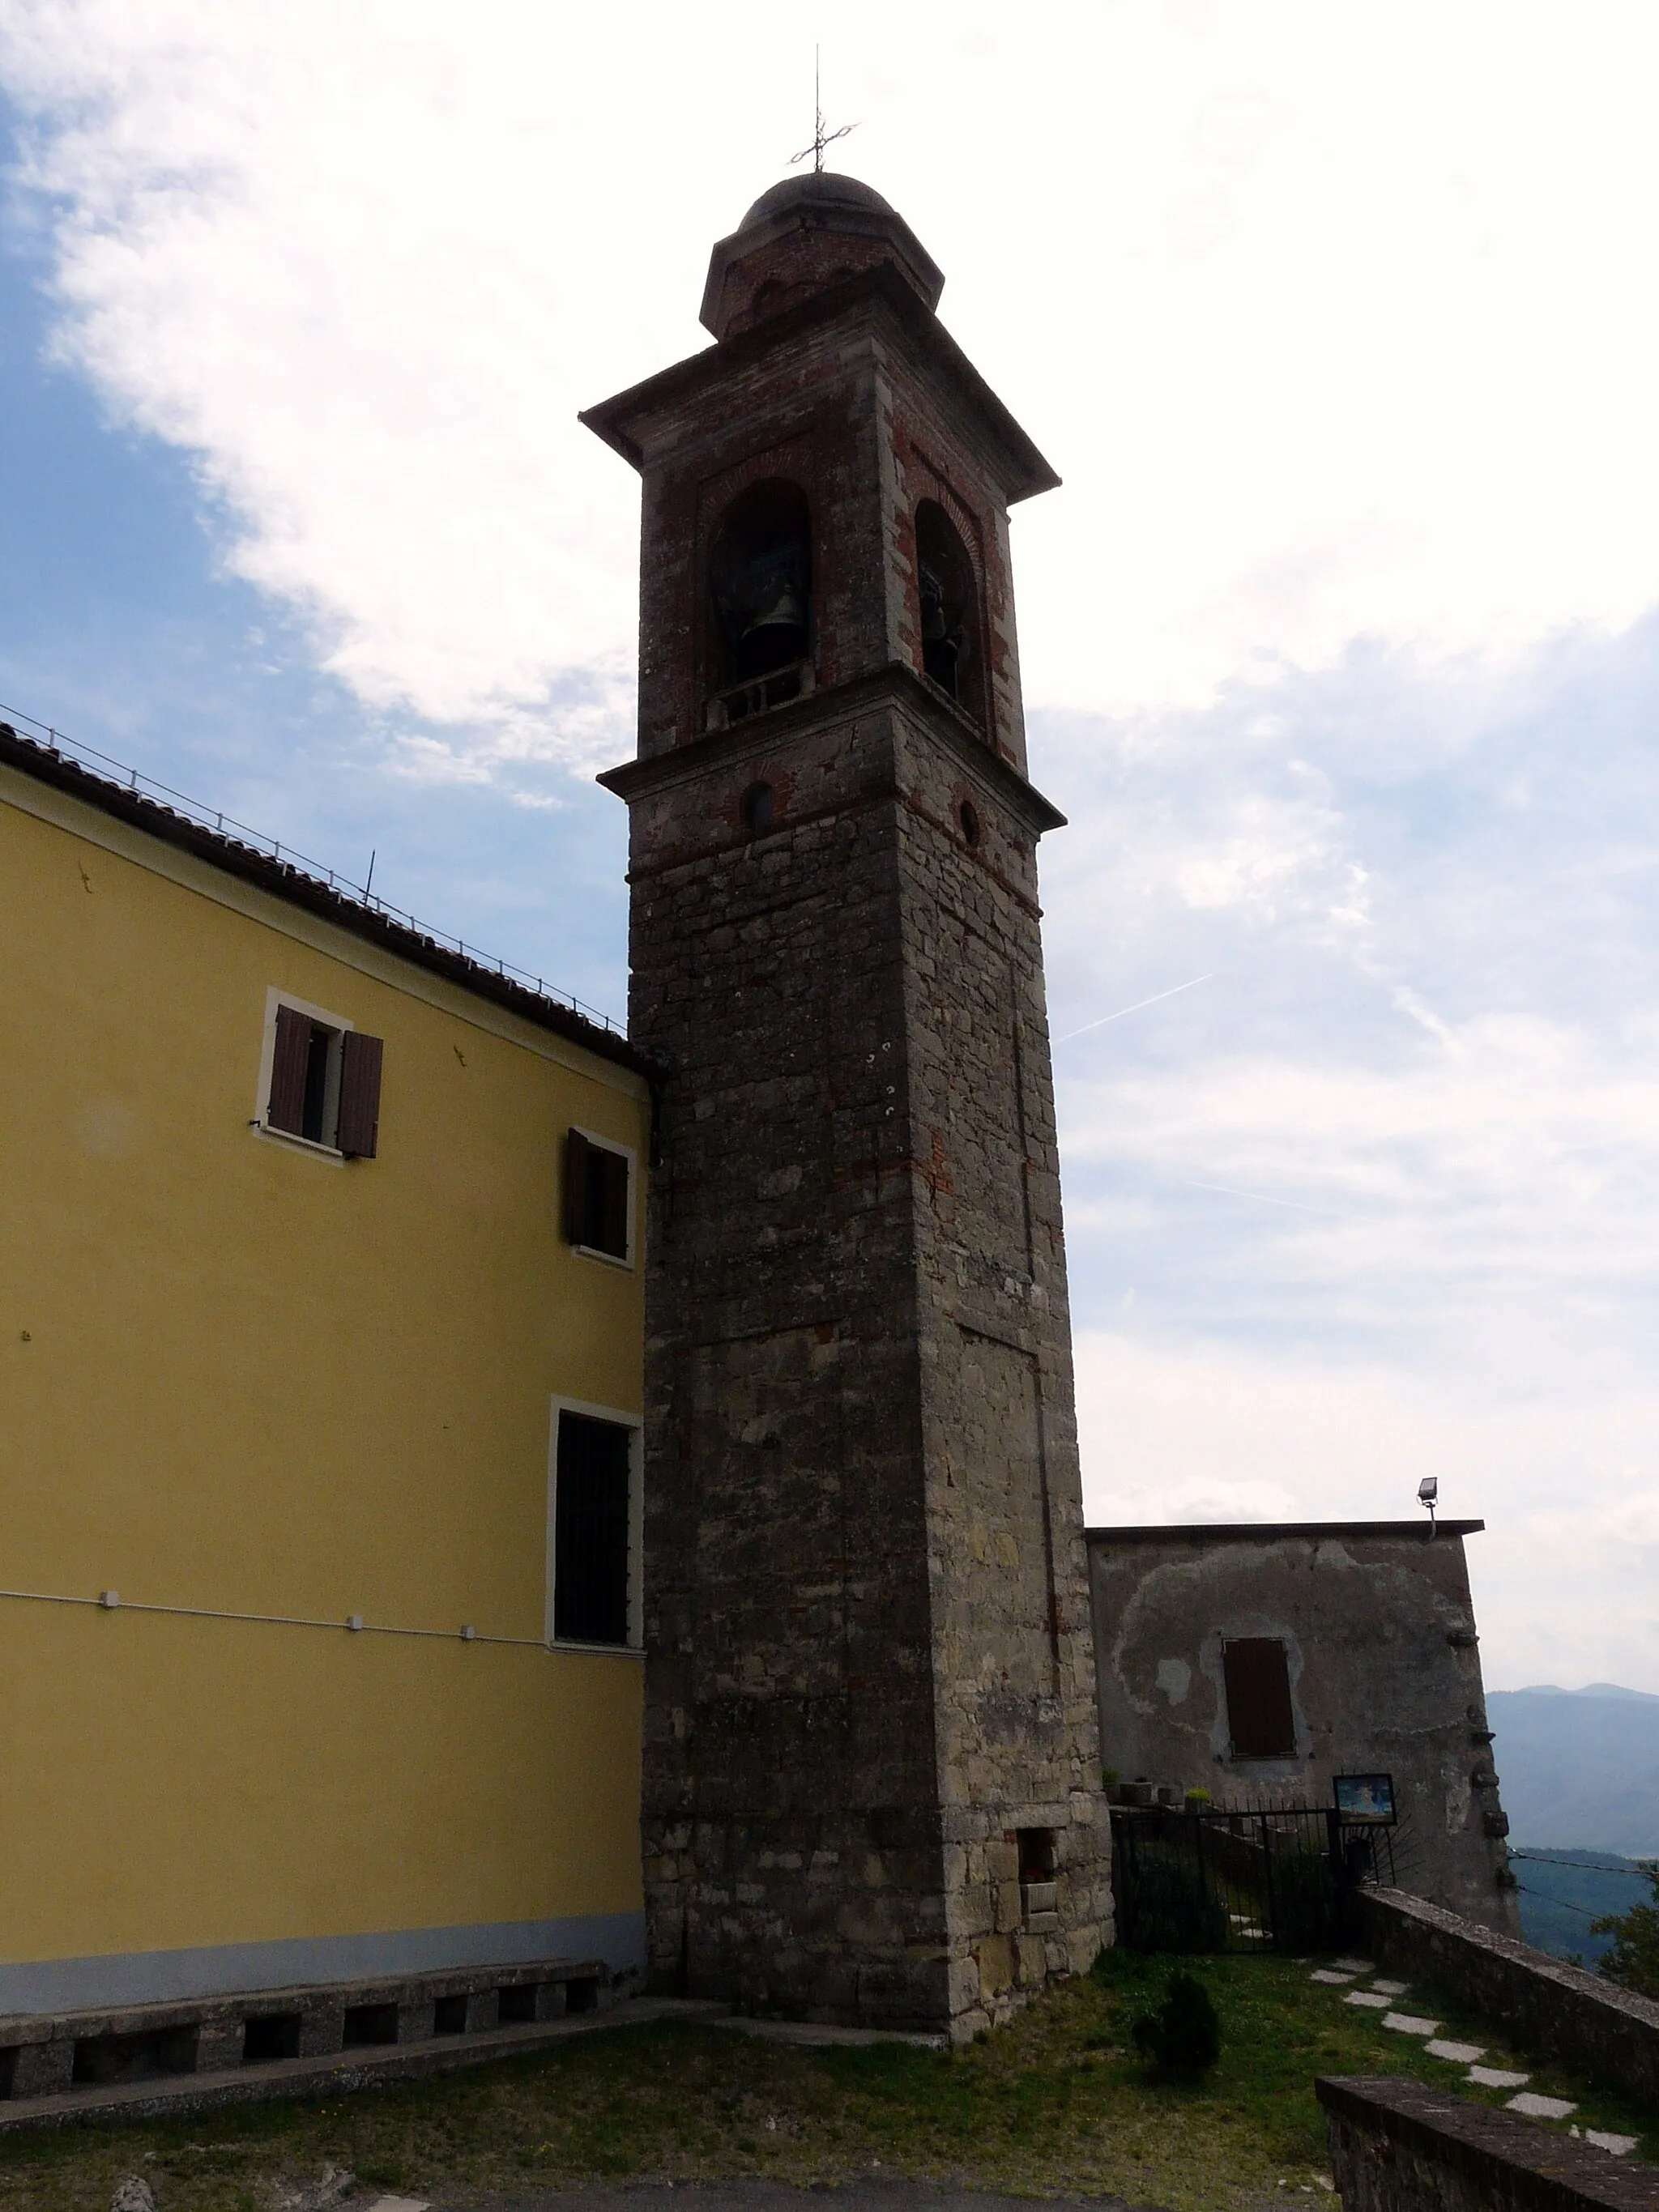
[563,1127,633,1262]
[547,1404,640,1648]
[258,991,384,1158]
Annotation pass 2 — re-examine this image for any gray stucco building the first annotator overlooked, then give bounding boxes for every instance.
[1088,1519,1520,1933]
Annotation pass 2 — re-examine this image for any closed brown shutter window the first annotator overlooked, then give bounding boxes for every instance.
[267,1005,312,1136]
[598,1144,629,1258]
[336,1031,384,1159]
[564,1127,592,1245]
[1222,1638,1297,1757]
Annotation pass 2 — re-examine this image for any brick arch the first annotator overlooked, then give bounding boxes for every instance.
[894,442,995,739]
[914,494,990,735]
[693,444,822,722]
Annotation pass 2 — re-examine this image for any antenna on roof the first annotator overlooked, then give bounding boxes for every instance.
[790,47,856,173]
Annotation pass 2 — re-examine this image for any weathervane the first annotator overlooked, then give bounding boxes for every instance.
[790,48,856,173]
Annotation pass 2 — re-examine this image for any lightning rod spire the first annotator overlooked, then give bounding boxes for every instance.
[790,48,856,173]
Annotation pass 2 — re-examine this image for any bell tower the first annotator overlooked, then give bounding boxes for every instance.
[584,172,1111,2035]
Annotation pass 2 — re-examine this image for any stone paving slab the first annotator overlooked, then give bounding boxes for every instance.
[1510,2091,1580,2120]
[1581,2131,1640,2158]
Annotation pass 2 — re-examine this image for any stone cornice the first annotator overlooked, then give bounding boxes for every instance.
[596,661,1067,839]
[579,262,1059,506]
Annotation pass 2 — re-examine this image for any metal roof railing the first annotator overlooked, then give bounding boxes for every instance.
[0,700,625,1037]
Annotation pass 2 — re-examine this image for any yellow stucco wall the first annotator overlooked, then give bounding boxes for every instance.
[0,764,647,1979]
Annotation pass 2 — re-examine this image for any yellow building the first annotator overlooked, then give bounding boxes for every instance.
[0,722,652,2015]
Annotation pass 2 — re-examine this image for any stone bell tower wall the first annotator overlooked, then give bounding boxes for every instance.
[625,290,1033,770]
[588,188,1111,2034]
[618,691,947,2025]
[608,672,1110,2030]
[891,692,1110,2004]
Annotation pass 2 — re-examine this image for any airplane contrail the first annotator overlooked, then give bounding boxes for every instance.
[1056,973,1213,1045]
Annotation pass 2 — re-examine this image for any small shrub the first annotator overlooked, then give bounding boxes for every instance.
[1131,1971,1222,2081]
[1593,1860,1659,1999]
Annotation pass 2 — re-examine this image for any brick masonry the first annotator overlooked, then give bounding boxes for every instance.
[586,173,1111,2035]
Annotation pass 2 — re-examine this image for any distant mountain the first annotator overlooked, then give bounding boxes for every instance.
[1509,1847,1651,1964]
[1514,1682,1659,1704]
[1488,1686,1659,1856]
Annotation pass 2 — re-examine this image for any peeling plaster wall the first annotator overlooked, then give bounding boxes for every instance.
[1088,1525,1519,1933]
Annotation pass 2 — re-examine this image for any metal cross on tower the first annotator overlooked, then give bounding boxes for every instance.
[790,49,855,173]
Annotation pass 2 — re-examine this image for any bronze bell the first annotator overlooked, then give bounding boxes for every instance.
[744,582,805,638]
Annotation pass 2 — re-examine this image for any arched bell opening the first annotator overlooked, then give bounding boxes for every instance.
[708,481,813,717]
[915,499,985,730]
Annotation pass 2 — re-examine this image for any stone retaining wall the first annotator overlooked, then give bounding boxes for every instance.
[1317,2076,1657,2212]
[1357,1888,1659,2107]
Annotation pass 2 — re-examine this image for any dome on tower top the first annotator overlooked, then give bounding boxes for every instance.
[700,171,945,343]
[736,171,898,233]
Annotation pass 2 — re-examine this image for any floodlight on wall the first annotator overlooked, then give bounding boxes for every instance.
[1418,1475,1439,1540]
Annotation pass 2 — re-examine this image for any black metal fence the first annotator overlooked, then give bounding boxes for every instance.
[1110,1804,1404,1954]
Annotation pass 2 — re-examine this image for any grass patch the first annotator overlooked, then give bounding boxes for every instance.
[0,1954,1652,2211]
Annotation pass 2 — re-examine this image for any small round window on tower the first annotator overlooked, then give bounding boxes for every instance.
[741,781,775,834]
[959,799,981,847]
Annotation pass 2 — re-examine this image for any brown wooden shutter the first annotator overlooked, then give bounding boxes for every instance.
[336,1030,383,1158]
[564,1127,591,1245]
[267,1005,311,1135]
[599,1146,630,1259]
[1222,1638,1297,1756]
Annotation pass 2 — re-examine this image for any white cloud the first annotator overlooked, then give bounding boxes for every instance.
[6,1,1659,752]
[1073,1328,1659,1693]
[3,1,1658,1688]
[1047,626,1659,1686]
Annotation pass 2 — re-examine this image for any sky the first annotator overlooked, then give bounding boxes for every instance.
[2,0,1657,1692]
